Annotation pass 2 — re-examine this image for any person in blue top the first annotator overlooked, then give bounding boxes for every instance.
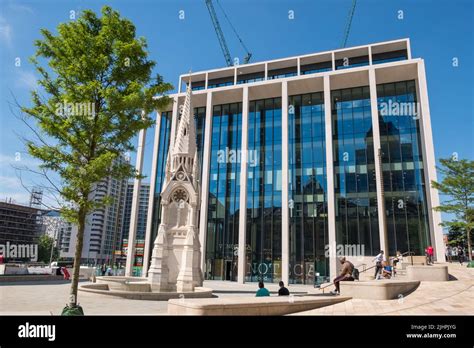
[256,281,270,297]
[382,262,392,279]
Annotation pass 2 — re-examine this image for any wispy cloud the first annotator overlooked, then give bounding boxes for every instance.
[0,16,12,46]
[8,3,34,15]
[0,175,29,205]
[14,70,38,91]
[0,192,31,205]
[0,153,60,208]
[0,2,34,48]
[0,153,42,168]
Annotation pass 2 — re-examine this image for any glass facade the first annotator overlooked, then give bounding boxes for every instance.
[209,81,233,89]
[149,58,438,283]
[302,67,331,75]
[335,56,370,70]
[237,77,265,84]
[372,56,406,65]
[149,111,172,259]
[205,103,242,281]
[288,93,329,284]
[300,61,332,75]
[332,86,380,257]
[377,80,431,255]
[195,107,206,168]
[372,50,408,65]
[268,72,297,80]
[245,98,282,283]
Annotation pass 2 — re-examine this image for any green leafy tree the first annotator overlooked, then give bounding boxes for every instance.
[447,226,465,246]
[448,209,474,247]
[22,6,172,313]
[432,158,474,261]
[37,234,59,264]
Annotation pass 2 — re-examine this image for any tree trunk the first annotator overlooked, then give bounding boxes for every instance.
[467,228,472,261]
[69,208,86,307]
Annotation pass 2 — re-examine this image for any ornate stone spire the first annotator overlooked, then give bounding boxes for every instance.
[148,75,203,292]
[171,82,197,175]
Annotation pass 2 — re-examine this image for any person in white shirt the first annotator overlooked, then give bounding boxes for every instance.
[373,251,385,279]
[393,250,403,268]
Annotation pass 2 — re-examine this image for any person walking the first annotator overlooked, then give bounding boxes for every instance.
[427,245,434,265]
[256,281,270,297]
[458,246,464,265]
[278,281,290,296]
[373,251,385,279]
[445,246,452,263]
[61,266,71,280]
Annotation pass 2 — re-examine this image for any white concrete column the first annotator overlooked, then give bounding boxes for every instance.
[331,52,335,71]
[205,72,209,89]
[324,75,338,279]
[368,68,389,255]
[125,110,147,277]
[416,60,445,262]
[265,63,268,80]
[406,38,412,60]
[297,57,301,76]
[142,110,163,277]
[281,81,290,285]
[237,86,249,284]
[199,92,213,272]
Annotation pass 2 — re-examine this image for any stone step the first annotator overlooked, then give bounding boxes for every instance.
[168,295,352,315]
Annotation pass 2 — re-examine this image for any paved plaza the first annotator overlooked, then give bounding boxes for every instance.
[0,263,472,315]
[293,263,474,315]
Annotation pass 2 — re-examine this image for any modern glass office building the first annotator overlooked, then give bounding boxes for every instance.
[142,39,444,285]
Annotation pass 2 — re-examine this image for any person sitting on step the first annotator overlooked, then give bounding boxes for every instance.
[382,261,392,279]
[330,257,354,295]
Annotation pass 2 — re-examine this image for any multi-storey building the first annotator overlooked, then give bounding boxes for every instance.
[121,182,150,242]
[142,39,444,285]
[120,182,150,273]
[41,210,66,251]
[60,157,128,265]
[0,201,42,246]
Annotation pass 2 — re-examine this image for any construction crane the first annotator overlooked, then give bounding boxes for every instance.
[205,0,252,66]
[341,0,357,48]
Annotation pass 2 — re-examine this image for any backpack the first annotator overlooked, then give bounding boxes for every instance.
[352,267,359,280]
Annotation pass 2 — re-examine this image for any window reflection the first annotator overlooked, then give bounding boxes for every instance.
[288,92,329,284]
[332,86,380,258]
[377,80,430,255]
[245,98,282,283]
[206,103,242,281]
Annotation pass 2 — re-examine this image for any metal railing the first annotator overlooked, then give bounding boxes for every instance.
[401,251,416,266]
[317,263,377,293]
[315,251,418,293]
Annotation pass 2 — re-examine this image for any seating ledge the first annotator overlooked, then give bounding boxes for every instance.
[340,279,420,300]
[167,295,351,315]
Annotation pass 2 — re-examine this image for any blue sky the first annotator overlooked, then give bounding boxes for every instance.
[0,0,472,210]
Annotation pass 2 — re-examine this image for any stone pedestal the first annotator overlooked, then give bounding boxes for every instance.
[148,227,170,291]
